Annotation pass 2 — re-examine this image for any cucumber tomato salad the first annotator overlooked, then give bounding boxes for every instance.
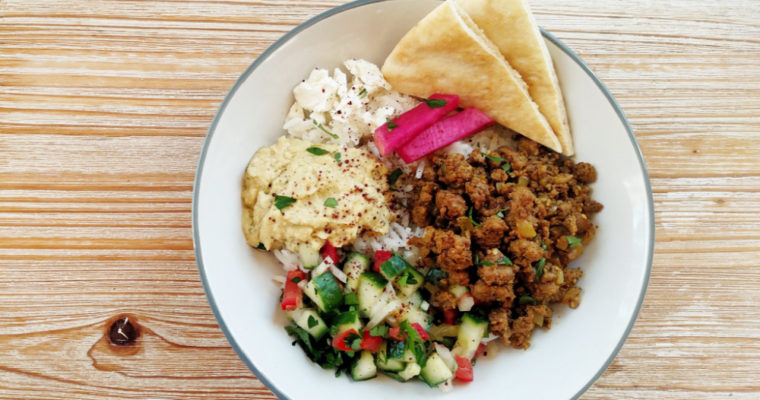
[281,243,487,388]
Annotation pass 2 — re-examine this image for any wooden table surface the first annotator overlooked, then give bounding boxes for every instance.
[2,0,759,398]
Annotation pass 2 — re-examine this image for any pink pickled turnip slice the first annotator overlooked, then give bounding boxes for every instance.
[397,107,494,163]
[373,94,459,156]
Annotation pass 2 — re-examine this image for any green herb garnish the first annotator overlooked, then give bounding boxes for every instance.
[541,242,548,250]
[369,324,388,338]
[425,268,447,286]
[307,315,318,328]
[422,98,447,108]
[333,152,341,162]
[484,153,506,163]
[388,168,403,188]
[496,208,507,218]
[358,88,367,97]
[387,340,405,359]
[386,117,398,131]
[478,259,494,266]
[565,236,583,248]
[498,256,512,265]
[312,119,338,139]
[256,243,267,250]
[306,146,329,156]
[501,163,512,173]
[290,276,301,284]
[274,195,296,210]
[400,320,427,366]
[468,207,480,227]
[324,197,338,208]
[535,257,546,281]
[518,295,538,306]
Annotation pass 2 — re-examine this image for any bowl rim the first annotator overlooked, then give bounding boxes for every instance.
[191,1,655,398]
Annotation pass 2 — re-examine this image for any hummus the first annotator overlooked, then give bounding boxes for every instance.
[242,137,392,252]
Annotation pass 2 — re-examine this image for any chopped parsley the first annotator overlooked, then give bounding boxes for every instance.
[518,295,538,306]
[358,87,367,97]
[476,256,494,266]
[565,236,583,248]
[274,195,296,210]
[312,119,338,139]
[307,315,318,328]
[399,320,427,366]
[422,98,447,108]
[397,270,418,286]
[534,257,546,281]
[388,168,403,188]
[306,146,329,156]
[425,268,447,286]
[541,242,548,250]
[386,117,398,131]
[484,153,506,163]
[290,276,301,284]
[256,243,267,250]
[468,207,480,227]
[498,256,512,265]
[501,163,512,173]
[324,197,338,208]
[496,208,508,218]
[369,324,388,338]
[333,152,341,162]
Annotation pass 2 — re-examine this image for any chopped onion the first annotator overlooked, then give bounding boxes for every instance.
[415,160,426,179]
[481,333,500,344]
[457,294,475,312]
[434,343,458,372]
[329,264,347,283]
[312,259,331,277]
[296,280,308,290]
[420,300,430,312]
[366,300,401,329]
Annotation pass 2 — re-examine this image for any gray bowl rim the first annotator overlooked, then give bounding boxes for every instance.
[191,1,655,398]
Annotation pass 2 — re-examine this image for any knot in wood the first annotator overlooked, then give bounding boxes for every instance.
[108,316,138,346]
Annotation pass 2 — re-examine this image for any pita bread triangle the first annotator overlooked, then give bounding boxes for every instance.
[457,0,573,155]
[381,0,562,153]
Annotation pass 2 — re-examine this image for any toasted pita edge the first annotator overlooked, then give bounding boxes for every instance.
[381,0,562,153]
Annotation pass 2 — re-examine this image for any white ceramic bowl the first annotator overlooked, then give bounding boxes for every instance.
[193,0,654,398]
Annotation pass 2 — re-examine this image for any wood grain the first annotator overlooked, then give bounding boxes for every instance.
[1,0,759,398]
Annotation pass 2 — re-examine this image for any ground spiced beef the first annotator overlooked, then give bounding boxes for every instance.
[409,137,602,350]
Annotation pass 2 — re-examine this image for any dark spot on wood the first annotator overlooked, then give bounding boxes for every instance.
[108,316,138,346]
[693,149,699,153]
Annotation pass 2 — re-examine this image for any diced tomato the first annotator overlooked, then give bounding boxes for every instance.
[373,250,393,273]
[454,355,474,382]
[388,326,404,341]
[280,269,306,311]
[332,328,360,352]
[320,240,339,264]
[474,343,488,360]
[443,309,457,325]
[410,322,430,341]
[360,330,383,352]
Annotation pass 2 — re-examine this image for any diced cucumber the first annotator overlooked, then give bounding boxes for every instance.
[420,353,453,387]
[448,284,469,299]
[401,347,416,363]
[343,252,370,292]
[287,308,327,340]
[298,245,320,269]
[303,273,343,312]
[392,302,433,331]
[357,272,388,318]
[376,341,405,372]
[394,267,424,298]
[334,309,362,334]
[386,339,406,360]
[379,255,410,280]
[429,324,459,341]
[398,362,421,381]
[400,291,423,308]
[451,313,489,359]
[350,351,377,381]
